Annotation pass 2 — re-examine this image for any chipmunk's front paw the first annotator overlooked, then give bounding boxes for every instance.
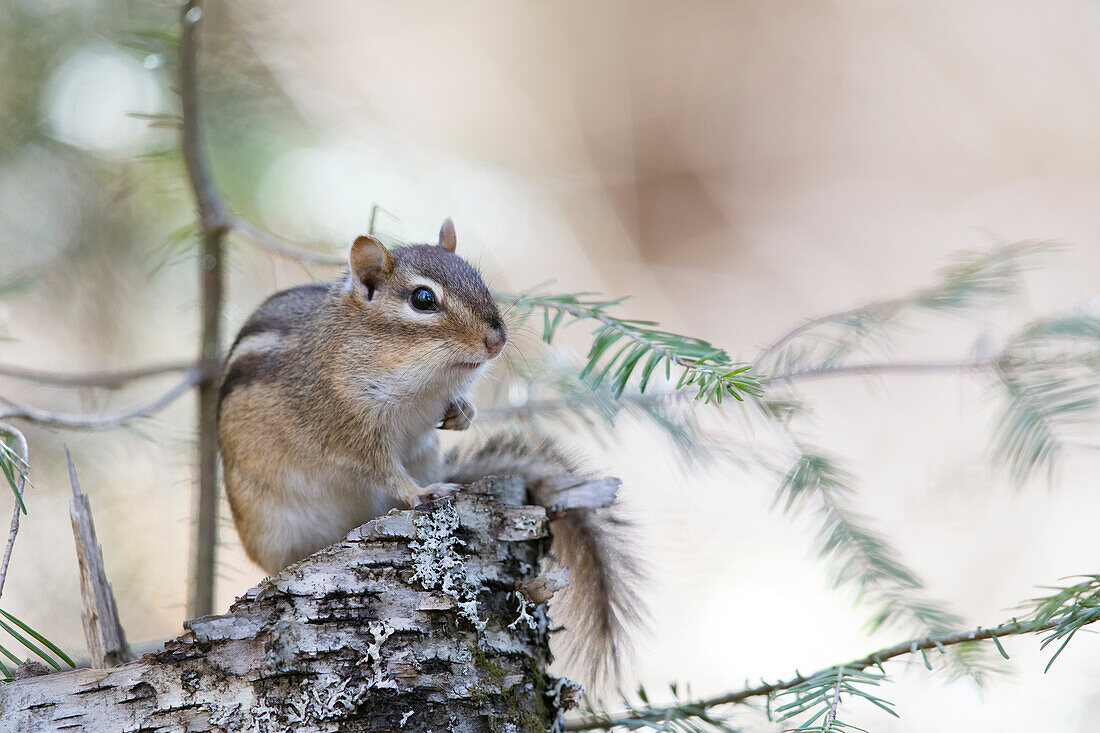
[416,482,463,505]
[439,398,475,431]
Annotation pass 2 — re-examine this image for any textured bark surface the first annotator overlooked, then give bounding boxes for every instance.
[0,477,577,732]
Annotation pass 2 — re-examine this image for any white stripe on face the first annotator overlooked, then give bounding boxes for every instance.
[230,331,285,359]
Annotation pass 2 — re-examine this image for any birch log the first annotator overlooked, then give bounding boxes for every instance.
[0,476,580,732]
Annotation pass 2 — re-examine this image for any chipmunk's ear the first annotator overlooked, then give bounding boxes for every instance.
[350,235,394,301]
[438,218,457,252]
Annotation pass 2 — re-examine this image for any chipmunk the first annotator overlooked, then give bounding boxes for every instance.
[217,220,639,681]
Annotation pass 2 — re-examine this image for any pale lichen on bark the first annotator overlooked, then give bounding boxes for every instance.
[409,501,487,633]
[0,476,578,732]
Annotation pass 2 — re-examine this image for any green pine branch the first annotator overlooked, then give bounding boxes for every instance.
[0,421,74,682]
[992,313,1100,485]
[754,241,1054,374]
[568,575,1100,731]
[479,353,764,472]
[0,608,76,679]
[775,666,893,732]
[502,291,763,404]
[489,245,1099,699]
[580,682,743,733]
[1024,575,1100,673]
[0,437,29,516]
[773,442,967,647]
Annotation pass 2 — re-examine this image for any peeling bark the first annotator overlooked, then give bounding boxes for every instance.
[0,477,579,732]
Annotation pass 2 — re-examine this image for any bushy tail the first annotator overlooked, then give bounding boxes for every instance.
[445,431,645,684]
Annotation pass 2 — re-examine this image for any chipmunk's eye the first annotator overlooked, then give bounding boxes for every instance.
[409,286,438,312]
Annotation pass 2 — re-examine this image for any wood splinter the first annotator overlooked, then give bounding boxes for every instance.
[65,447,134,670]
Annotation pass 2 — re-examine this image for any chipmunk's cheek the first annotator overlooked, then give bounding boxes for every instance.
[452,361,485,372]
[449,342,492,372]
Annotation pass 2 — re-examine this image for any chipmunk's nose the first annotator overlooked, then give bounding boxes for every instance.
[484,326,507,357]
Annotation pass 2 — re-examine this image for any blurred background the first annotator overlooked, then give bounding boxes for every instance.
[2,1,1100,730]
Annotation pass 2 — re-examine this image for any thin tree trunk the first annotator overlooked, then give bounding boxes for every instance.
[179,0,229,619]
[190,225,223,619]
[0,478,578,732]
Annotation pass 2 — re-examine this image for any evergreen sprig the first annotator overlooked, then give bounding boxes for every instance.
[569,576,1100,732]
[0,437,29,515]
[503,292,763,404]
[1023,575,1100,672]
[756,241,1053,374]
[579,682,741,732]
[0,608,75,680]
[480,353,761,472]
[775,445,963,636]
[492,244,1097,697]
[0,408,74,682]
[993,313,1100,485]
[774,667,894,732]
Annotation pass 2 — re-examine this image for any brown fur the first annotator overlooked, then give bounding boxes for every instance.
[445,432,645,684]
[219,227,640,686]
[218,233,505,572]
